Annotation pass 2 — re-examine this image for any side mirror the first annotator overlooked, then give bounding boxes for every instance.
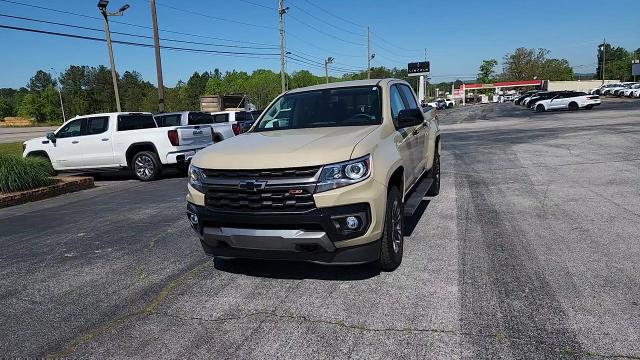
[397,108,424,128]
[46,132,56,143]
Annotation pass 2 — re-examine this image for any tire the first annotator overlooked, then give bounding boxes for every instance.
[132,151,161,181]
[427,151,440,196]
[377,187,404,271]
[568,102,579,111]
[535,104,545,112]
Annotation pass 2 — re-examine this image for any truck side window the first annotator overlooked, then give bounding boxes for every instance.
[85,117,109,135]
[213,114,229,123]
[56,119,83,138]
[117,114,157,131]
[389,85,406,126]
[398,84,419,109]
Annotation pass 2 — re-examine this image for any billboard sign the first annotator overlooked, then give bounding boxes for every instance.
[632,62,640,76]
[408,61,430,77]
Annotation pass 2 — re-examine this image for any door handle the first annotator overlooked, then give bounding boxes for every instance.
[72,140,79,144]
[101,138,109,141]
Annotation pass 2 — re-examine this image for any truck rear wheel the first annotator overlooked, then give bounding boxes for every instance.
[132,151,161,181]
[377,186,404,271]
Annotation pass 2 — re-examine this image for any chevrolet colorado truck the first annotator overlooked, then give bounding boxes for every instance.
[22,112,212,181]
[186,79,441,270]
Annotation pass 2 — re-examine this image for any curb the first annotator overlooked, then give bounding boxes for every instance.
[0,176,94,208]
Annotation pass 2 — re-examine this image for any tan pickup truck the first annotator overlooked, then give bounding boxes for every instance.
[186,79,441,271]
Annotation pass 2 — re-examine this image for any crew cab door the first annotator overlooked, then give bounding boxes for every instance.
[390,84,418,186]
[74,116,115,167]
[49,118,83,169]
[397,84,429,176]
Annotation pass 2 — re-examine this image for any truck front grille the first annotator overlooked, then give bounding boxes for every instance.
[205,187,316,213]
[203,166,321,179]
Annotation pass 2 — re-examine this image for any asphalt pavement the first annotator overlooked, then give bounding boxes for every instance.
[1,99,639,359]
[0,126,58,143]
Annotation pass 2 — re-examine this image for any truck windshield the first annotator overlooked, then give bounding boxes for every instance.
[255,86,381,131]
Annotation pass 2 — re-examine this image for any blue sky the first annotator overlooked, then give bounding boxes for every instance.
[0,0,638,88]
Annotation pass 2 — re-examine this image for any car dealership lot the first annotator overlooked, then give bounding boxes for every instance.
[1,100,639,359]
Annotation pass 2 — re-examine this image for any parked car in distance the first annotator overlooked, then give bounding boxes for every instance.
[533,92,600,112]
[515,90,543,105]
[23,112,213,181]
[427,98,447,110]
[524,91,556,107]
[186,79,441,271]
[631,88,640,98]
[155,111,235,142]
[620,84,640,97]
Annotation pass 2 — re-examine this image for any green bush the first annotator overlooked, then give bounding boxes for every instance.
[0,154,54,193]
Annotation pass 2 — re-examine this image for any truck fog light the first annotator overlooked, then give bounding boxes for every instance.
[346,216,359,230]
[189,213,199,226]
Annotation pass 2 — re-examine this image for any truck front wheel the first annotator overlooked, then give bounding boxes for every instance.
[377,186,404,271]
[132,151,161,181]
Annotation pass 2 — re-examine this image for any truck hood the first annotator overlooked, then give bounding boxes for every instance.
[192,126,378,169]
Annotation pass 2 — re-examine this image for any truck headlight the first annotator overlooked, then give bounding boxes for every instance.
[188,164,206,193]
[315,155,371,193]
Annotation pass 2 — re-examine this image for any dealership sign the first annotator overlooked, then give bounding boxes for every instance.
[407,61,430,77]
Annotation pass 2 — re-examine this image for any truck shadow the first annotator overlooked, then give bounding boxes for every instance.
[214,258,380,281]
[213,199,431,280]
[404,199,430,236]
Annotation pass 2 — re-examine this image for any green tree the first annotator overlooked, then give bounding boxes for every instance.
[290,70,319,88]
[0,98,12,119]
[59,65,92,117]
[185,71,211,109]
[28,70,56,93]
[246,69,280,109]
[540,58,574,80]
[503,48,549,80]
[477,59,498,83]
[40,85,62,122]
[17,92,41,121]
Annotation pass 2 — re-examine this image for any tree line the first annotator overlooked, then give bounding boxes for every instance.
[2,43,636,124]
[476,44,640,85]
[0,66,417,124]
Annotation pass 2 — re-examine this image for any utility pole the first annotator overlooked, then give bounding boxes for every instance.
[601,38,606,85]
[150,0,165,112]
[49,68,66,122]
[324,57,334,84]
[98,1,129,112]
[367,26,371,79]
[278,0,288,93]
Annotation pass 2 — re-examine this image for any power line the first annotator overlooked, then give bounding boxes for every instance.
[0,13,279,49]
[296,0,363,29]
[286,0,365,37]
[0,0,278,46]
[287,52,363,72]
[372,31,422,53]
[235,0,276,10]
[0,23,281,57]
[151,0,277,30]
[286,14,365,47]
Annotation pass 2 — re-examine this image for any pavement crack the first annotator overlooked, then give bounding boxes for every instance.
[46,260,211,359]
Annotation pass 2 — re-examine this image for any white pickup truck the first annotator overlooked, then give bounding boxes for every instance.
[22,112,213,181]
[154,111,237,142]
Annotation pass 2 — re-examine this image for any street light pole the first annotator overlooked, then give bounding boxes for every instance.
[49,68,66,122]
[324,57,334,84]
[601,38,606,85]
[150,0,165,112]
[98,1,129,112]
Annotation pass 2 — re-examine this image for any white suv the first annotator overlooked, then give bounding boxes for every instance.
[534,92,601,112]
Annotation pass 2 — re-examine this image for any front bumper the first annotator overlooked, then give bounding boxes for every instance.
[187,202,380,264]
